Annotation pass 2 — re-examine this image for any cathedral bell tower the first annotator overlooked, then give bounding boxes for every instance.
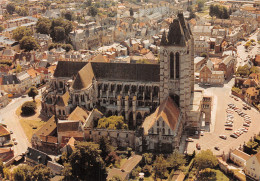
[159,12,194,117]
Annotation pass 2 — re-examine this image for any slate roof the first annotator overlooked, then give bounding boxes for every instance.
[92,62,159,82]
[72,62,160,90]
[1,75,20,85]
[47,161,64,175]
[26,147,52,165]
[53,61,87,78]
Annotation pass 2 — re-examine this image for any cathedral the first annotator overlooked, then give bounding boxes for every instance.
[41,12,212,152]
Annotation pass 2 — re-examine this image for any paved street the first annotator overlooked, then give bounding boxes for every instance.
[236,29,259,68]
[0,88,45,157]
[186,79,260,155]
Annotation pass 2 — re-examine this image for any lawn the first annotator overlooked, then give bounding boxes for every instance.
[19,118,46,141]
[215,169,230,181]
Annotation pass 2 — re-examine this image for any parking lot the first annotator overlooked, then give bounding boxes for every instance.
[186,80,260,155]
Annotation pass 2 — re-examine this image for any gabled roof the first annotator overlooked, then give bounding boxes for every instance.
[142,97,181,135]
[2,75,20,85]
[0,125,10,136]
[231,149,250,161]
[90,54,109,63]
[68,106,89,123]
[72,63,94,90]
[120,155,142,172]
[34,116,57,137]
[57,120,81,132]
[56,92,70,107]
[53,61,87,78]
[72,62,160,90]
[26,147,52,165]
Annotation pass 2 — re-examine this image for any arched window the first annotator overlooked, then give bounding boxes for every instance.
[162,128,165,135]
[168,129,171,135]
[58,110,61,115]
[162,121,165,127]
[157,121,159,126]
[176,52,180,79]
[151,127,154,134]
[170,52,174,79]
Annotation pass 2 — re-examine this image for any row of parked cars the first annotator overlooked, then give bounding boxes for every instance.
[228,103,252,139]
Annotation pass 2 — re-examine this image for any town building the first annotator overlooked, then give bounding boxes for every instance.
[41,12,212,153]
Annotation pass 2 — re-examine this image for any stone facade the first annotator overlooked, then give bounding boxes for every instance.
[41,13,211,152]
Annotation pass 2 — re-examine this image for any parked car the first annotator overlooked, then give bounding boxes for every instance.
[214,146,220,151]
[230,134,238,138]
[186,138,194,142]
[225,127,233,130]
[196,143,201,150]
[10,131,13,134]
[200,131,204,136]
[243,123,250,127]
[219,135,227,140]
[225,124,233,127]
[14,141,17,145]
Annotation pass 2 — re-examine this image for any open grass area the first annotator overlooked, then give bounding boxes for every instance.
[215,169,230,181]
[19,118,46,141]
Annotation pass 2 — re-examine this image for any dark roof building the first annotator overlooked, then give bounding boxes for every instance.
[25,147,52,166]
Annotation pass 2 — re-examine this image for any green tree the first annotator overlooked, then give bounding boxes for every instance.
[236,65,250,77]
[31,164,52,181]
[197,168,217,181]
[105,152,120,166]
[97,116,128,130]
[13,165,32,181]
[197,0,204,12]
[130,7,134,16]
[20,36,39,51]
[143,153,153,165]
[0,26,4,33]
[6,3,16,14]
[167,150,186,171]
[54,26,66,42]
[84,0,92,7]
[0,159,3,177]
[194,149,218,171]
[64,11,73,21]
[12,27,32,41]
[142,164,152,177]
[89,6,98,17]
[250,66,260,74]
[222,7,229,19]
[153,155,168,180]
[21,101,36,116]
[28,87,38,102]
[99,136,113,161]
[16,7,29,16]
[62,162,73,180]
[36,18,51,35]
[209,4,215,18]
[68,142,106,180]
[16,63,22,73]
[108,176,122,181]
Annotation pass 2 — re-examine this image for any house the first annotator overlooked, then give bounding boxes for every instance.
[171,170,185,181]
[57,120,84,145]
[199,60,225,86]
[47,161,64,175]
[230,149,250,167]
[27,68,41,86]
[0,74,21,95]
[31,116,58,154]
[60,137,76,155]
[244,151,260,180]
[107,155,142,180]
[0,90,9,108]
[0,148,14,162]
[194,57,207,72]
[0,49,15,61]
[17,72,31,93]
[25,147,52,166]
[0,125,11,146]
[253,55,260,66]
[245,87,259,105]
